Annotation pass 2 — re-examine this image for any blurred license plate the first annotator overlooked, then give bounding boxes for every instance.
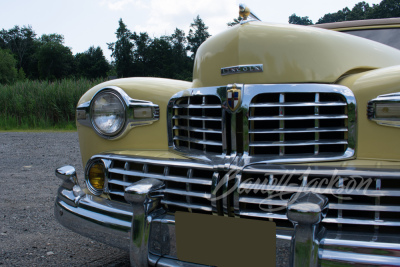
[175,212,276,267]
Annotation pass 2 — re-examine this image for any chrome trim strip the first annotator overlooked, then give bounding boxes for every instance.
[173,136,221,146]
[173,125,222,134]
[320,250,400,265]
[172,115,221,121]
[248,114,348,120]
[250,101,347,107]
[173,104,221,109]
[249,127,348,133]
[249,139,348,147]
[238,184,400,197]
[77,86,160,140]
[239,197,400,212]
[108,168,213,186]
[163,188,212,199]
[161,200,212,212]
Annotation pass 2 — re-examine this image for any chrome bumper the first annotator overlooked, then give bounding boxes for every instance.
[55,165,400,267]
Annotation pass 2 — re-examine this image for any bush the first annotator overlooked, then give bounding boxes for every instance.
[0,78,105,129]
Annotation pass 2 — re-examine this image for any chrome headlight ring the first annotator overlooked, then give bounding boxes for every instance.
[77,86,160,140]
[90,89,127,138]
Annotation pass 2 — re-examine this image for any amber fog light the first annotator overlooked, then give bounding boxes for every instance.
[86,161,106,195]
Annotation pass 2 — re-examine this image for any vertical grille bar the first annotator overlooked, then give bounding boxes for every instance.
[268,174,274,221]
[314,93,320,155]
[202,96,206,151]
[186,169,193,212]
[163,166,170,210]
[279,93,285,156]
[375,178,381,231]
[187,97,191,150]
[338,176,343,230]
[123,162,130,183]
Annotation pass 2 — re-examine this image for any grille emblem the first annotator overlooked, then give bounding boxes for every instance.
[227,84,242,111]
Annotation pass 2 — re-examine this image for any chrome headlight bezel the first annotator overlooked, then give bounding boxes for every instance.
[76,86,160,140]
[368,92,400,128]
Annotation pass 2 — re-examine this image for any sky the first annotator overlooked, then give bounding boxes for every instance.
[1,0,383,61]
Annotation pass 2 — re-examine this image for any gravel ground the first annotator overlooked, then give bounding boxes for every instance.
[0,132,130,266]
[0,132,289,266]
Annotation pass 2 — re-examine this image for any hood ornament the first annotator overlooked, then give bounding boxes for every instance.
[239,3,261,23]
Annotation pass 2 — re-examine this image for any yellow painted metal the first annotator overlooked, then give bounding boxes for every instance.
[193,21,400,88]
[77,22,400,167]
[338,65,400,161]
[77,77,192,165]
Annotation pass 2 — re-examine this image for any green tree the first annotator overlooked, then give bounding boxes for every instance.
[170,28,192,80]
[131,32,152,77]
[108,19,134,78]
[369,0,400,18]
[75,46,110,79]
[36,34,75,80]
[187,15,211,60]
[347,1,372,20]
[0,25,38,79]
[289,14,314,25]
[0,48,18,84]
[317,7,351,24]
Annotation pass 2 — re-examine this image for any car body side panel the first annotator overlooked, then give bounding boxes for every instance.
[338,65,400,161]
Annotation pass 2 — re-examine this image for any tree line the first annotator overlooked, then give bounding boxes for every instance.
[289,0,400,25]
[0,16,211,84]
[107,16,210,81]
[1,0,398,84]
[0,28,110,83]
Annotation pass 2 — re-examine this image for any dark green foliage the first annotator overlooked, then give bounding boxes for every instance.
[108,17,211,81]
[0,48,18,84]
[36,34,75,81]
[288,0,400,25]
[0,78,104,129]
[187,15,211,60]
[369,0,400,18]
[108,19,135,78]
[75,46,110,79]
[0,25,38,79]
[317,7,352,23]
[289,14,314,25]
[316,0,400,24]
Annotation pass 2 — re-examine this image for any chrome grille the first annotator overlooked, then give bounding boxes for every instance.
[171,95,223,154]
[249,92,349,156]
[238,166,400,232]
[169,84,356,161]
[106,158,215,213]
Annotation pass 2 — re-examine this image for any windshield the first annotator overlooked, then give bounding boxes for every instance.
[343,28,400,50]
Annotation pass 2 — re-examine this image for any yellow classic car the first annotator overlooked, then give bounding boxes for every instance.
[55,5,400,267]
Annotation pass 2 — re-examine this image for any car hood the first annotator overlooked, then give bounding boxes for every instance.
[192,21,400,87]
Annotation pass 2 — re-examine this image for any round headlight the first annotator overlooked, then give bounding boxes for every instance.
[91,90,126,137]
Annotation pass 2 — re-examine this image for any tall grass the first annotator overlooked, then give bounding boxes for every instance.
[0,78,105,130]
